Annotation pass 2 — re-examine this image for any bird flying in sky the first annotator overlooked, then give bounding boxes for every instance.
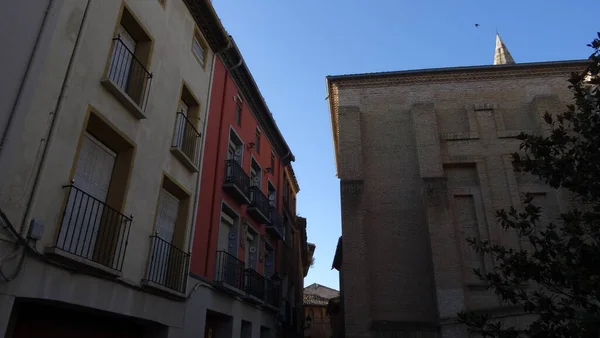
[475,24,480,28]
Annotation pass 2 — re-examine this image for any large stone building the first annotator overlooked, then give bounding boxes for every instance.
[0,0,311,337]
[326,35,589,338]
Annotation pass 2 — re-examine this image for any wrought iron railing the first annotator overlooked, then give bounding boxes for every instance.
[107,36,153,110]
[243,268,265,299]
[215,250,244,290]
[56,184,132,271]
[267,208,285,239]
[264,277,280,307]
[224,159,250,197]
[172,112,201,167]
[249,186,270,218]
[145,235,190,293]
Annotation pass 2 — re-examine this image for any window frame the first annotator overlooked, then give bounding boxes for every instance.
[250,157,262,188]
[234,95,242,126]
[192,29,208,69]
[255,127,261,154]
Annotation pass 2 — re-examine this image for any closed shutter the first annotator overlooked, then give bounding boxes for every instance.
[192,35,205,66]
[151,189,179,285]
[58,134,116,258]
[155,189,179,242]
[218,214,234,251]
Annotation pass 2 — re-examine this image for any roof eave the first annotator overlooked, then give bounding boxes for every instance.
[326,59,590,82]
[221,38,295,166]
[183,0,230,53]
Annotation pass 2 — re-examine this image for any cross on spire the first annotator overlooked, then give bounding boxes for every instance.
[493,33,515,65]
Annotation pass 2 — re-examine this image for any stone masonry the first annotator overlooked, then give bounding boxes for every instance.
[327,59,589,338]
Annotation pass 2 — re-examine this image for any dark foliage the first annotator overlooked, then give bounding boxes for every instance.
[458,33,600,338]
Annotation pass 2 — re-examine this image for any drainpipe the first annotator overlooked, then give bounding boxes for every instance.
[0,0,55,176]
[186,50,216,260]
[203,59,230,277]
[19,0,92,237]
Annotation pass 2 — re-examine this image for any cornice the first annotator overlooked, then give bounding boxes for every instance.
[331,61,588,89]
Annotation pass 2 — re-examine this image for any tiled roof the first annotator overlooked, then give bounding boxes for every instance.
[303,294,330,306]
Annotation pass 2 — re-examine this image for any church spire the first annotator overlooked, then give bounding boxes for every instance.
[493,33,515,65]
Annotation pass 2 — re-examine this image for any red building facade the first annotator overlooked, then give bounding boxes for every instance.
[189,35,307,337]
[191,46,296,282]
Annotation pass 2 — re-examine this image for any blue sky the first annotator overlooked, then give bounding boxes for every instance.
[211,0,600,290]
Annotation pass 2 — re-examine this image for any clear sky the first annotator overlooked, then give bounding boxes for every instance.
[210,0,600,290]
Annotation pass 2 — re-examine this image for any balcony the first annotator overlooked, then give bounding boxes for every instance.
[243,268,265,303]
[215,250,244,292]
[223,159,250,204]
[247,186,270,223]
[266,208,285,240]
[101,36,153,119]
[171,112,202,171]
[143,235,190,294]
[264,277,280,308]
[49,184,132,274]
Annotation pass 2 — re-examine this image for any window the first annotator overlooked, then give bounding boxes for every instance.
[57,111,134,271]
[250,158,262,188]
[255,127,261,154]
[270,151,275,172]
[245,226,259,270]
[218,211,236,254]
[172,84,201,170]
[227,129,243,164]
[264,242,275,277]
[216,205,242,288]
[146,175,191,291]
[268,182,276,208]
[234,96,242,126]
[192,31,207,67]
[104,6,153,115]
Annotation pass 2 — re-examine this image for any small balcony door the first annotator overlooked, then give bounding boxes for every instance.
[268,184,276,208]
[250,162,261,188]
[264,242,275,278]
[175,100,189,149]
[152,189,179,285]
[227,141,242,163]
[59,134,116,258]
[245,231,253,269]
[218,213,239,286]
[108,26,136,90]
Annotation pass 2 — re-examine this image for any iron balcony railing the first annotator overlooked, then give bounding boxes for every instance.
[145,235,190,293]
[243,268,265,299]
[172,112,201,167]
[56,184,132,271]
[264,277,280,307]
[215,250,244,290]
[249,186,270,220]
[267,207,285,239]
[107,35,153,110]
[224,159,250,197]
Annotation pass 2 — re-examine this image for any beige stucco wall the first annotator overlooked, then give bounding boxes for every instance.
[0,0,215,331]
[332,62,586,338]
[0,0,63,188]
